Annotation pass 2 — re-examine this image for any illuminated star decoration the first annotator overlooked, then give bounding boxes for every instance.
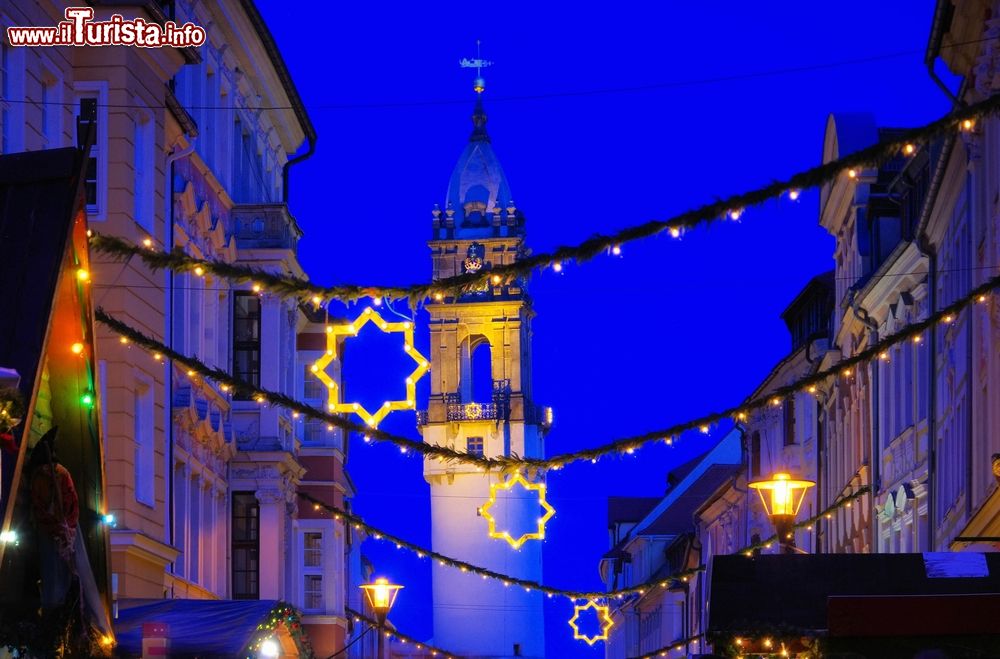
[480,471,555,550]
[310,307,429,428]
[568,600,614,646]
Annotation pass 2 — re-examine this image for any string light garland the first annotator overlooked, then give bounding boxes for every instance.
[90,92,1000,305]
[298,491,700,599]
[96,271,998,472]
[311,307,428,428]
[568,600,615,646]
[244,602,312,658]
[480,471,555,549]
[345,607,454,659]
[630,633,707,659]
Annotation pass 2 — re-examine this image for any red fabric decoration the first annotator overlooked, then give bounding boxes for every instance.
[30,462,80,561]
[0,432,16,453]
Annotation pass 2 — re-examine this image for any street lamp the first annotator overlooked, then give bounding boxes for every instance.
[360,577,403,659]
[749,472,814,553]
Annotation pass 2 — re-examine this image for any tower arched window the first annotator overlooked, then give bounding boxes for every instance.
[459,335,492,403]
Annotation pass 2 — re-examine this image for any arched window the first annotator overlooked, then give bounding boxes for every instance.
[459,335,492,402]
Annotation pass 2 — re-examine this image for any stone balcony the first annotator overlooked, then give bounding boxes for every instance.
[232,203,302,251]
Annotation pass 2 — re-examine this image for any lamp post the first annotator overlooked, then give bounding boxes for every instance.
[749,472,814,553]
[360,577,403,659]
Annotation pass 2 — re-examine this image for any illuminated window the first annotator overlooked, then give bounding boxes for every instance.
[467,436,484,456]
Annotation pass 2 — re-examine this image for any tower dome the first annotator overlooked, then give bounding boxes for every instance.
[445,98,513,230]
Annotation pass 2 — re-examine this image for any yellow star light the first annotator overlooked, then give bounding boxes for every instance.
[311,307,429,428]
[568,600,614,646]
[480,472,555,550]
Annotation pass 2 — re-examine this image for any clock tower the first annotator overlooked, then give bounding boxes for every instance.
[419,92,549,657]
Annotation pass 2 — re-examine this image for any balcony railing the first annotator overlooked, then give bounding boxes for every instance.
[447,402,500,422]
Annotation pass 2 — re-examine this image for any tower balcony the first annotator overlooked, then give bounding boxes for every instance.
[416,380,552,432]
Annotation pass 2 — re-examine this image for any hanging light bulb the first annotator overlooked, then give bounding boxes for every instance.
[788,189,800,201]
[193,266,204,277]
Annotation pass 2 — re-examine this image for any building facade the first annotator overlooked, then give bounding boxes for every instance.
[0,1,354,655]
[600,431,742,659]
[419,94,550,658]
[603,3,1000,656]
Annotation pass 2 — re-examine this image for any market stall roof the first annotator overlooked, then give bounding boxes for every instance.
[709,552,1000,637]
[114,599,302,657]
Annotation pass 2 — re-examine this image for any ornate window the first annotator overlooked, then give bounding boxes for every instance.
[467,436,484,456]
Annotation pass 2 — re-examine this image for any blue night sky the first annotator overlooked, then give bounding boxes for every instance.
[256,2,953,656]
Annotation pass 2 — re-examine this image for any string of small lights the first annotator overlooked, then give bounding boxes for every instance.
[96,271,999,472]
[90,92,1000,305]
[630,632,704,659]
[299,492,700,599]
[298,485,867,605]
[344,607,454,658]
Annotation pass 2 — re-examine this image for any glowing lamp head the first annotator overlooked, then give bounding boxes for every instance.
[258,637,279,658]
[71,342,84,355]
[361,577,403,617]
[76,268,90,282]
[81,392,95,407]
[749,472,815,519]
[102,513,116,527]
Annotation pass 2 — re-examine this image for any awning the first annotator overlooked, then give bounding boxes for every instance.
[951,484,1000,551]
[114,599,310,657]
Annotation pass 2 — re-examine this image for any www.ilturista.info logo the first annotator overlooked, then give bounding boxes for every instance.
[6,7,206,48]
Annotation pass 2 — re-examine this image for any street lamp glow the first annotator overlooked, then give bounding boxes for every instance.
[749,472,814,552]
[258,637,279,657]
[749,472,814,517]
[361,577,403,659]
[361,577,403,613]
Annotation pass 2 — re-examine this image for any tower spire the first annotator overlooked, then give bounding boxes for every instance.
[459,40,493,94]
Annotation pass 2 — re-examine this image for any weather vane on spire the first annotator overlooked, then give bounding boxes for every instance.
[459,40,492,94]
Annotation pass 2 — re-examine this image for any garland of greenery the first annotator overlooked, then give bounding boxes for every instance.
[299,492,699,599]
[345,606,456,658]
[90,93,1000,306]
[96,270,999,472]
[299,486,867,603]
[245,602,313,659]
